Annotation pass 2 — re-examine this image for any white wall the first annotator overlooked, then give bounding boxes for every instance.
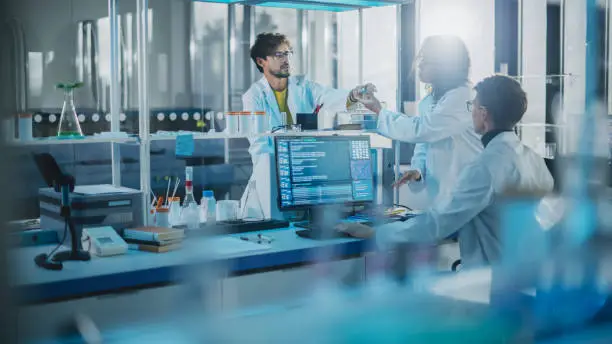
[562,0,608,158]
[418,0,495,98]
[519,0,548,155]
[362,6,397,111]
[191,2,227,112]
[308,11,335,87]
[337,10,359,89]
[5,0,192,112]
[562,0,587,155]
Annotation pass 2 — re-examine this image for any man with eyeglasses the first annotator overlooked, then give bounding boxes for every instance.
[241,32,363,218]
[338,75,554,268]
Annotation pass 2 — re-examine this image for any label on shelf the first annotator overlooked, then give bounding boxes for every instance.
[176,133,194,157]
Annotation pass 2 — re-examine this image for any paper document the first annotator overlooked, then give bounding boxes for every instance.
[175,133,194,157]
[74,184,136,195]
[209,237,271,256]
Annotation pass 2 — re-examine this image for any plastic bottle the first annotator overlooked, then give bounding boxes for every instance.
[200,190,216,225]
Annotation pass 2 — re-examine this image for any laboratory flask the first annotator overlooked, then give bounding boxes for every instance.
[57,83,84,137]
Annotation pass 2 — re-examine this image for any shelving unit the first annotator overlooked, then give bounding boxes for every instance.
[196,0,408,11]
[12,0,408,225]
[8,137,138,146]
[107,0,409,224]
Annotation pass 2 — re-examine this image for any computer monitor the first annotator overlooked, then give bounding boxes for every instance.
[274,135,374,211]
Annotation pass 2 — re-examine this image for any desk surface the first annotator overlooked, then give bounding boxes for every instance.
[11,228,371,303]
[30,284,510,344]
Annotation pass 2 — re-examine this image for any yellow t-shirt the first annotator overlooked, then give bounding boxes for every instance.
[273,88,293,126]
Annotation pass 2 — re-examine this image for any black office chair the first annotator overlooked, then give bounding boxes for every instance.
[451,259,462,272]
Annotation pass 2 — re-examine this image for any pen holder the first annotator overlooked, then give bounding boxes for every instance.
[156,207,170,228]
[296,113,318,130]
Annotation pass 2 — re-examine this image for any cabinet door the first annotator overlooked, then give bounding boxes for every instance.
[222,257,365,311]
[364,243,461,283]
[18,282,222,342]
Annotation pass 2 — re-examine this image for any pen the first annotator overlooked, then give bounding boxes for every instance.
[257,233,274,242]
[314,104,323,115]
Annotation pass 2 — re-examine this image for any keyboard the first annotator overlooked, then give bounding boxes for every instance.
[216,219,289,234]
[178,219,289,235]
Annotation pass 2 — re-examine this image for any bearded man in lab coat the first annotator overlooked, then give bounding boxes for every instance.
[339,75,554,268]
[241,33,361,218]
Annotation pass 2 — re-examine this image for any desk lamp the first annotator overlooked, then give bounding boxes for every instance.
[33,153,90,270]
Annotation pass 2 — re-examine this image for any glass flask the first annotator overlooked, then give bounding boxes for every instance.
[57,84,84,137]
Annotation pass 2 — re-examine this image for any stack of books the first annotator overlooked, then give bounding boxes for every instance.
[122,226,185,253]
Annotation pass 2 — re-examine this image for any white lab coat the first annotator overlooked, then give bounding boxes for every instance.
[241,75,349,217]
[377,85,483,204]
[243,75,349,166]
[376,132,554,267]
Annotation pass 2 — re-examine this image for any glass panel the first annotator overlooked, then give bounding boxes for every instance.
[150,1,250,216]
[520,0,547,154]
[192,2,227,118]
[308,11,335,86]
[254,7,302,75]
[8,0,144,137]
[418,0,495,100]
[363,5,397,110]
[337,10,359,89]
[5,0,141,222]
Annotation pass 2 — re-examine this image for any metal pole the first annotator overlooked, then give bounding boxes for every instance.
[517,0,524,79]
[331,13,339,89]
[606,0,612,115]
[137,0,151,224]
[223,4,236,201]
[109,0,122,187]
[393,4,403,205]
[248,6,256,83]
[301,11,310,77]
[297,10,305,74]
[358,8,364,84]
[225,4,235,112]
[559,0,567,154]
[580,0,598,181]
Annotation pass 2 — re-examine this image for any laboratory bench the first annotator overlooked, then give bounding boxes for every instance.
[14,229,612,343]
[12,227,376,342]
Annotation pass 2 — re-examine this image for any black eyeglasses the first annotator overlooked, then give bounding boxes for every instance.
[467,101,486,112]
[270,50,293,60]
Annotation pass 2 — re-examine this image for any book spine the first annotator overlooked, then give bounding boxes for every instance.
[123,231,158,242]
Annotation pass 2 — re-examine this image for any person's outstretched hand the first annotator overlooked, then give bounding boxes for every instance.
[336,222,375,239]
[392,170,422,188]
[350,83,377,102]
[349,83,383,114]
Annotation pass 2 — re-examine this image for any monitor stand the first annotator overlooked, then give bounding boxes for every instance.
[293,208,351,240]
